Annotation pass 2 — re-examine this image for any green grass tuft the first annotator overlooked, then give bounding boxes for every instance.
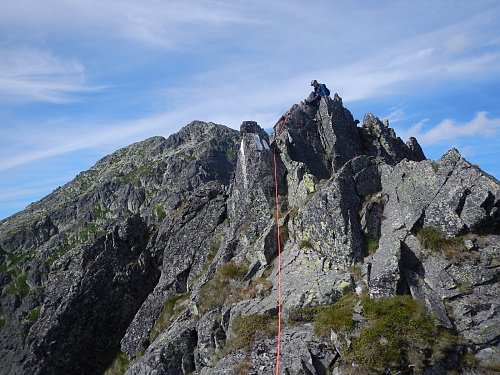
[149,294,189,342]
[24,306,41,325]
[104,351,131,375]
[8,273,30,297]
[299,239,314,249]
[224,313,277,354]
[417,226,467,261]
[288,292,357,336]
[346,295,458,373]
[362,233,379,255]
[313,293,357,336]
[198,261,252,312]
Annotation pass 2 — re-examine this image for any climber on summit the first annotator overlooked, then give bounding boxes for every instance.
[304,79,330,106]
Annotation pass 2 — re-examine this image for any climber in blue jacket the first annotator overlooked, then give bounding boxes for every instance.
[304,79,330,106]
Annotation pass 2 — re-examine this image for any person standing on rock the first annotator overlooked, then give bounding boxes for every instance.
[304,79,330,106]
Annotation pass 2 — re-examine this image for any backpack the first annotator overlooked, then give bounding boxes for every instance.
[323,85,330,96]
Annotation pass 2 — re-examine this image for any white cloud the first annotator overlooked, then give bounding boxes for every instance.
[0,0,252,49]
[0,106,198,171]
[403,112,500,145]
[0,48,105,103]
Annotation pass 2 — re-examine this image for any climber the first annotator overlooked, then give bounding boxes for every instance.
[304,80,330,106]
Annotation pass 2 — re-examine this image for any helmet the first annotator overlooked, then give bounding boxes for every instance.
[311,79,318,86]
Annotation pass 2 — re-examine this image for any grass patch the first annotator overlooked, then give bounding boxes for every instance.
[104,352,131,375]
[78,223,100,243]
[345,295,459,374]
[24,306,41,325]
[93,205,111,220]
[198,261,252,312]
[417,226,468,261]
[299,239,314,249]
[362,233,379,255]
[207,240,221,263]
[150,294,189,342]
[314,293,357,336]
[289,292,357,335]
[154,205,167,220]
[218,262,248,280]
[121,163,154,185]
[8,273,30,297]
[224,313,277,354]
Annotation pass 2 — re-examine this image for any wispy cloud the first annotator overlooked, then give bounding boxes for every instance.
[0,48,105,103]
[0,0,252,50]
[0,106,197,171]
[402,112,500,145]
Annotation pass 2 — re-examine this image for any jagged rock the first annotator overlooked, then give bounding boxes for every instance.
[0,97,498,375]
[201,325,336,375]
[425,149,500,235]
[225,121,282,262]
[369,148,499,299]
[238,243,353,315]
[359,113,426,165]
[403,269,453,328]
[25,216,159,375]
[271,96,361,208]
[290,156,380,268]
[194,309,225,368]
[369,229,404,297]
[444,236,500,350]
[126,311,198,375]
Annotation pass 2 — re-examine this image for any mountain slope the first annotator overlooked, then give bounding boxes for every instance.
[0,96,498,375]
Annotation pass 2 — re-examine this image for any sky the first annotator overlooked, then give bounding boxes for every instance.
[1,0,499,220]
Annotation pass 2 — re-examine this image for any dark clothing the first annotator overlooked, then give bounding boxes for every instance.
[316,83,330,97]
[305,83,330,105]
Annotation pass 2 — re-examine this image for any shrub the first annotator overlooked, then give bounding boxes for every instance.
[9,273,30,298]
[154,205,167,220]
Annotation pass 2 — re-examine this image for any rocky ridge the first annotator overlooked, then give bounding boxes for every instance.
[0,96,498,375]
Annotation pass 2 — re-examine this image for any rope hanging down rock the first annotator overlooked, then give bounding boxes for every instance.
[272,142,283,375]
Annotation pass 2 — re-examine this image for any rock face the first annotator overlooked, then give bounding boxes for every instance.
[0,97,498,375]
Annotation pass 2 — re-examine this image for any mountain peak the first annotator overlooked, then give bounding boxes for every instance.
[0,97,498,375]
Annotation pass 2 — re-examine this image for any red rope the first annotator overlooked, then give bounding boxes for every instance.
[273,143,282,375]
[277,110,290,136]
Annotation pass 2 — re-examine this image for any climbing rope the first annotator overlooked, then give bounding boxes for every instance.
[277,110,291,136]
[272,142,283,375]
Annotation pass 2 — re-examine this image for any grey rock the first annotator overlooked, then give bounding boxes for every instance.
[1,98,499,375]
[205,325,336,375]
[25,216,160,375]
[126,312,198,375]
[369,230,404,297]
[359,113,426,165]
[403,269,453,328]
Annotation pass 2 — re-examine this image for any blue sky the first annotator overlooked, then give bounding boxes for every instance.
[1,0,499,220]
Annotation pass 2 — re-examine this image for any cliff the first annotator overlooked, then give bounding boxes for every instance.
[0,96,498,375]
